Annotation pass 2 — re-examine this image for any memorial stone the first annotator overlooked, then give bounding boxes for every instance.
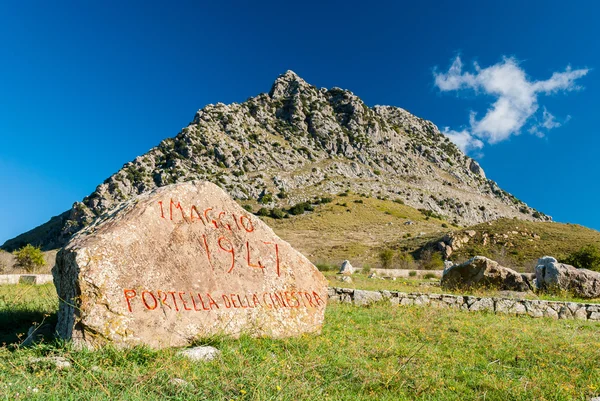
[53,181,328,348]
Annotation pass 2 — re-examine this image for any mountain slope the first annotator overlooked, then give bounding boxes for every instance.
[2,71,548,251]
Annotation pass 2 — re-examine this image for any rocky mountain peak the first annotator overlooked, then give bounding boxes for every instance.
[269,70,311,99]
[1,71,549,252]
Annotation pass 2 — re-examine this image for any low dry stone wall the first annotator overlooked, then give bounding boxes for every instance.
[328,287,600,321]
[0,274,54,285]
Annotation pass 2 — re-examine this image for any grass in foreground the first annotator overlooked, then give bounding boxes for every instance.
[1,284,600,400]
[0,283,57,344]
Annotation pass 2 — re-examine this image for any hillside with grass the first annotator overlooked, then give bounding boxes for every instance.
[245,193,600,271]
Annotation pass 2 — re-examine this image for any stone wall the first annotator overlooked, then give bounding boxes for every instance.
[328,287,600,321]
[369,269,443,278]
[0,274,53,285]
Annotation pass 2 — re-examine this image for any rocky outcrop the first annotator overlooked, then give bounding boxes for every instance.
[536,256,600,299]
[3,71,548,251]
[53,181,328,349]
[441,256,531,292]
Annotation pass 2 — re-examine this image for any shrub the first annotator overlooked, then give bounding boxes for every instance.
[379,249,395,269]
[270,208,285,219]
[419,249,444,270]
[393,199,404,205]
[396,252,415,269]
[256,207,270,216]
[242,204,253,212]
[373,169,381,176]
[277,190,287,199]
[13,244,45,273]
[259,193,273,204]
[319,197,333,204]
[289,202,313,216]
[424,273,437,280]
[315,263,333,272]
[408,270,417,277]
[563,244,600,272]
[354,199,364,204]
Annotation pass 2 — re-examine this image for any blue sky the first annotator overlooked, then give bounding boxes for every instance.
[1,0,598,244]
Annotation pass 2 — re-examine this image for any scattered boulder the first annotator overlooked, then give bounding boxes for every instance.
[53,181,328,349]
[535,256,600,299]
[338,260,354,275]
[177,346,221,362]
[337,275,352,283]
[441,256,530,292]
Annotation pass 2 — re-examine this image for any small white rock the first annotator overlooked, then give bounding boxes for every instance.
[29,356,71,370]
[169,378,194,388]
[177,346,221,362]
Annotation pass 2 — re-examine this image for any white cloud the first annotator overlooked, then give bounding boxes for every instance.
[443,128,484,153]
[434,56,588,150]
[528,108,563,137]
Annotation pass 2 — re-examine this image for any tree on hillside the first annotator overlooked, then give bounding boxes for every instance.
[563,244,600,272]
[13,244,45,273]
[379,249,395,269]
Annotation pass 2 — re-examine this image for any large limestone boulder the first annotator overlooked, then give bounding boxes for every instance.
[441,256,530,292]
[535,256,600,299]
[338,260,354,275]
[53,181,328,349]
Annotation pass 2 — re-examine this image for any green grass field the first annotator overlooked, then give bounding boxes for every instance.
[1,283,599,400]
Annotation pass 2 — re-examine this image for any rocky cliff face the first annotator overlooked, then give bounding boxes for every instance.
[2,71,549,251]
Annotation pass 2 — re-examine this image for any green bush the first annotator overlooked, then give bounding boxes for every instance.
[288,202,314,216]
[424,273,437,280]
[396,252,415,269]
[259,193,273,204]
[408,270,417,277]
[269,208,285,219]
[242,204,253,212]
[419,249,444,270]
[361,264,372,275]
[256,208,270,216]
[315,263,333,272]
[319,197,333,204]
[13,244,45,273]
[563,244,600,272]
[379,249,395,269]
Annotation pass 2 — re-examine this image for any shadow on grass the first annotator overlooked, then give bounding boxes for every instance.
[0,310,57,346]
[0,283,58,346]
